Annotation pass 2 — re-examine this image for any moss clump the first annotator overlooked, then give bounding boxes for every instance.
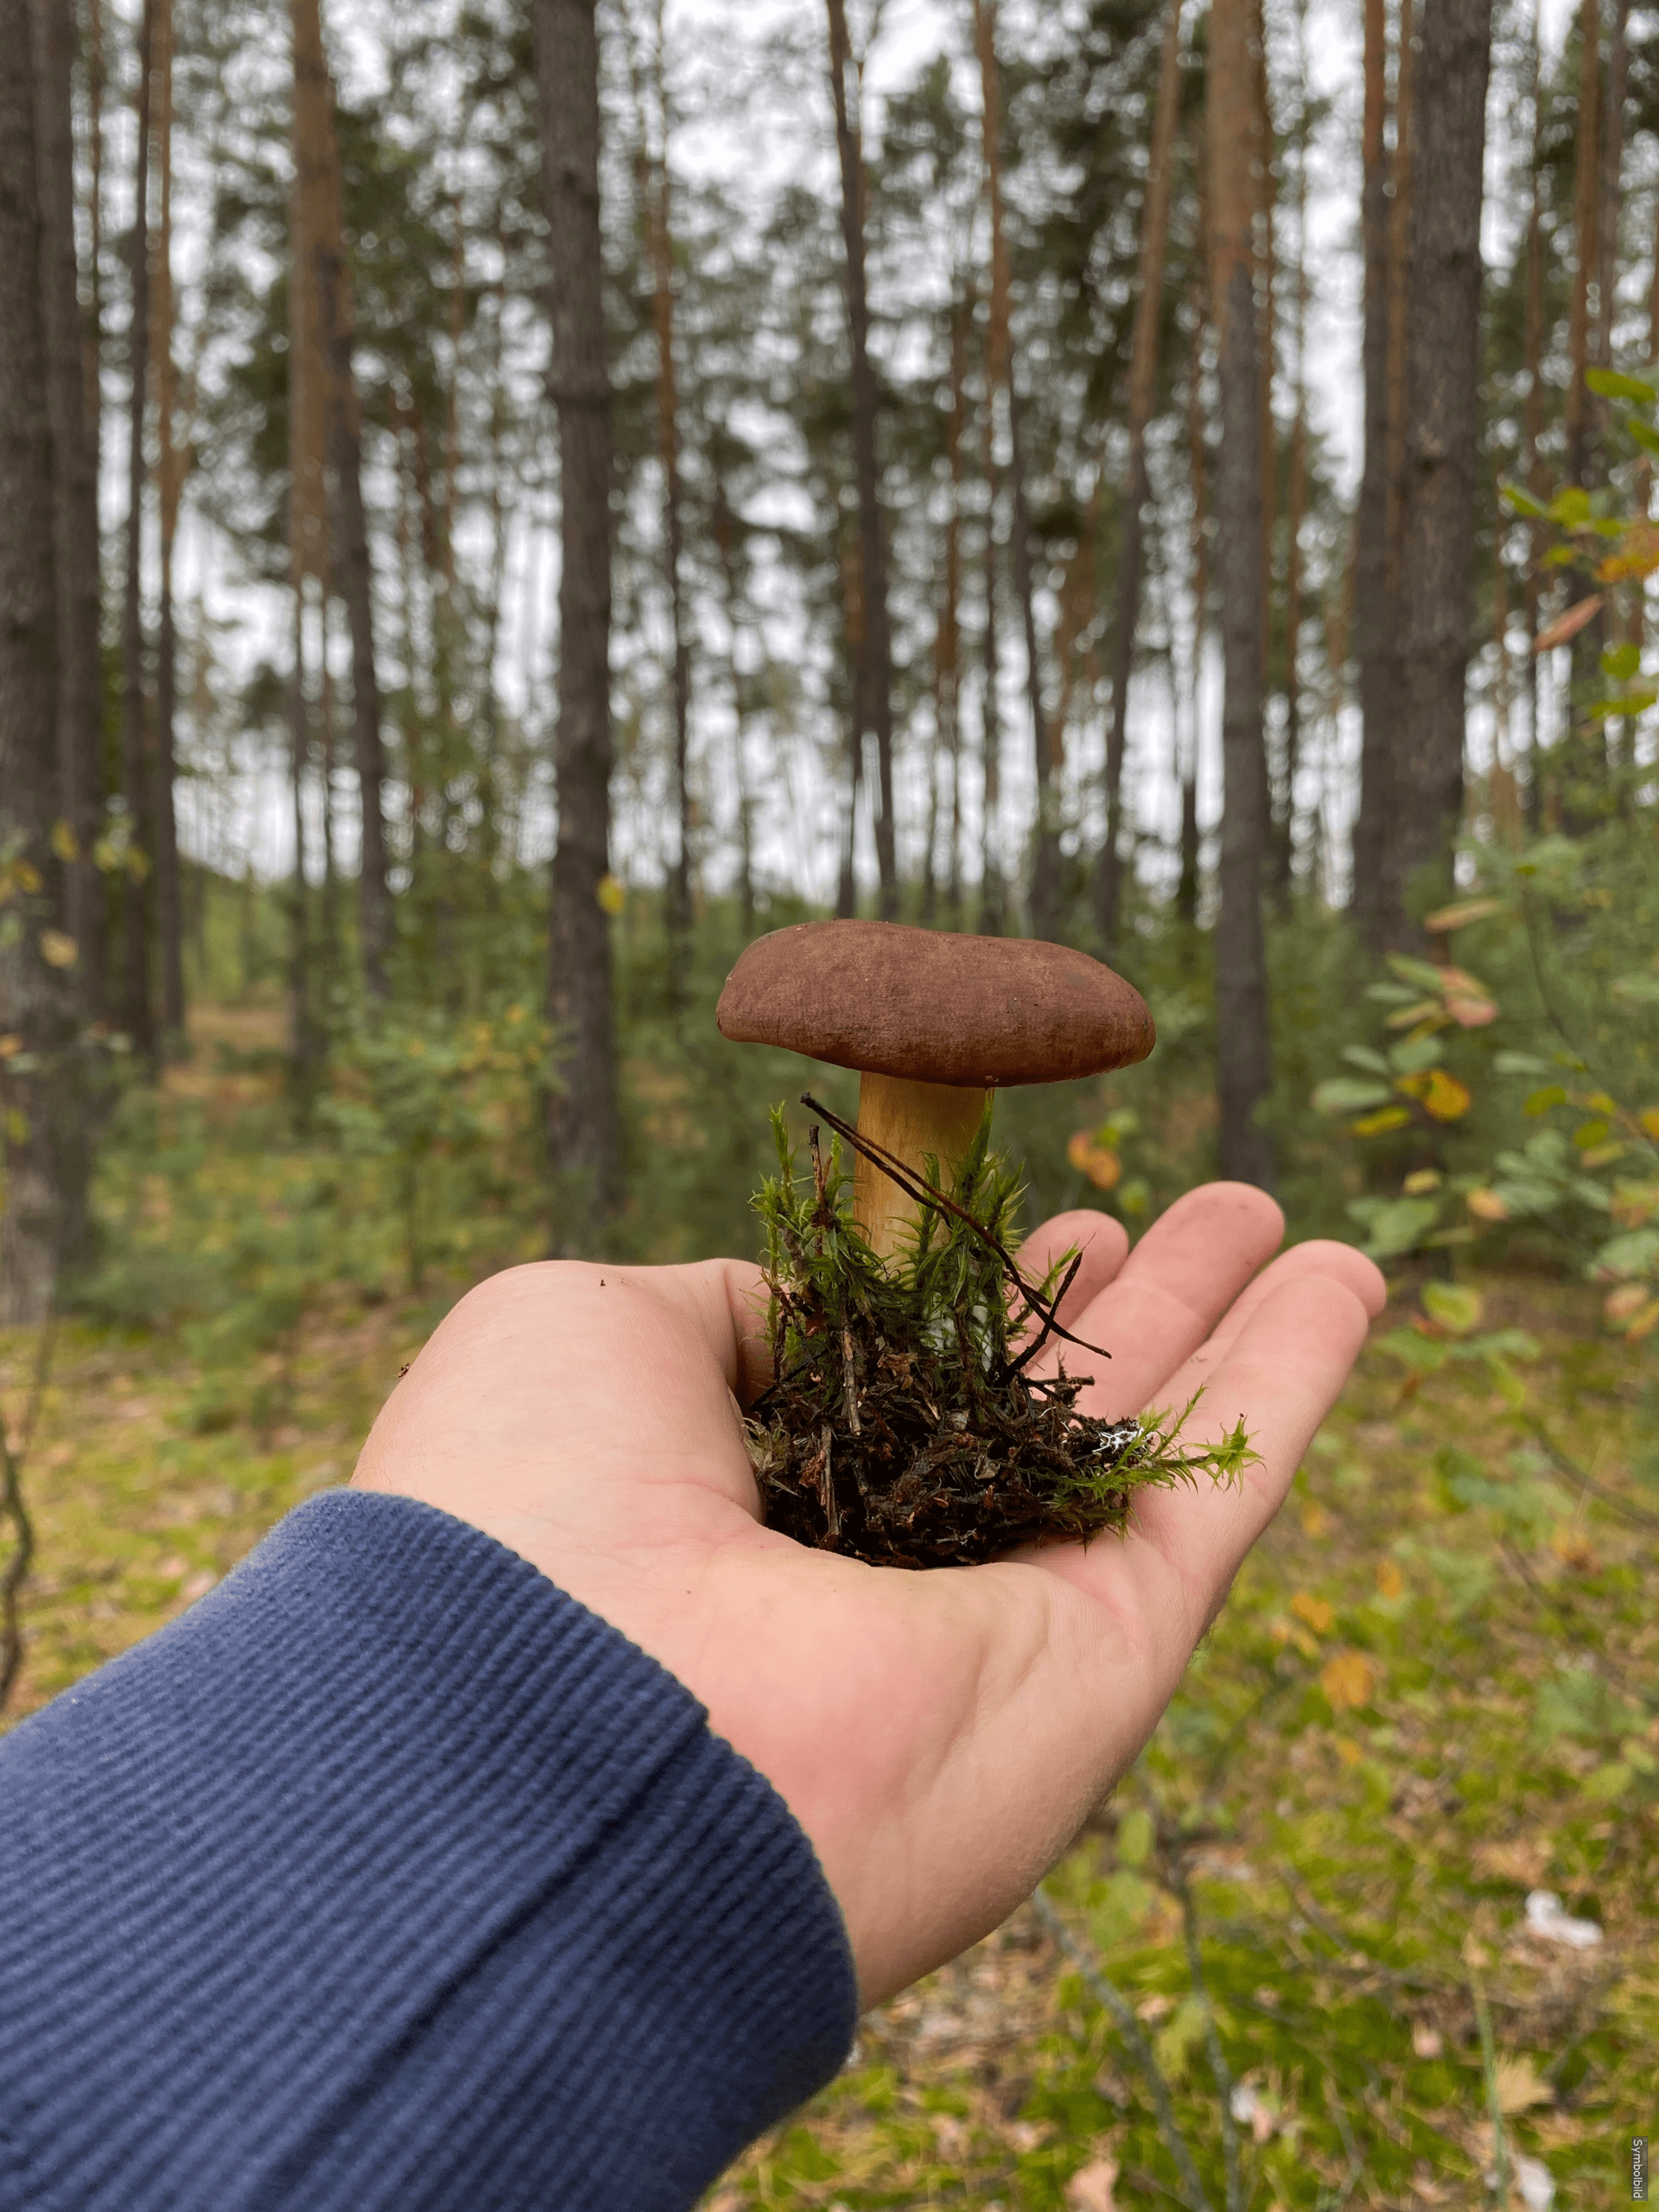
[747,1101,1255,1569]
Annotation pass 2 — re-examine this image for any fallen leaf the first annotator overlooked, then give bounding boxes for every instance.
[1290,1590,1334,1635]
[1467,1188,1510,1222]
[1375,1559,1405,1600]
[1066,2156,1119,2212]
[1321,1650,1377,1712]
[1300,1499,1330,1537]
[1549,1526,1599,1573]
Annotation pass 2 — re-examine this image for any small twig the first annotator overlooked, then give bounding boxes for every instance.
[0,1309,57,1716]
[1032,1883,1217,2212]
[800,1093,1111,1365]
[1163,1834,1244,2212]
[1319,2074,1367,2211]
[1522,1413,1659,1536]
[1471,1972,1510,2207]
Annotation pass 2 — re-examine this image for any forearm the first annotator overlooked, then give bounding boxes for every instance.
[0,1491,856,2211]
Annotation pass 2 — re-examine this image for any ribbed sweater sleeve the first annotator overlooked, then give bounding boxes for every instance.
[0,1488,858,2211]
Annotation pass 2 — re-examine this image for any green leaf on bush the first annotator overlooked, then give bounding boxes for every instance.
[1389,1032,1444,1076]
[1499,476,1550,517]
[1627,414,1659,457]
[1341,1045,1390,1075]
[1601,641,1642,683]
[1358,1197,1442,1259]
[1525,1085,1568,1115]
[1422,1281,1483,1335]
[1492,1051,1551,1076]
[1312,1078,1393,1115]
[1587,365,1659,402]
[1611,972,1659,1005]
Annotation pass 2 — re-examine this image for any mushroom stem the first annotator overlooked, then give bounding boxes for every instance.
[852,1074,990,1260]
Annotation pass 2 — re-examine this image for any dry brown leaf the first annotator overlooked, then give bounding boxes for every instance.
[1495,2055,1555,2113]
[1066,2156,1120,2212]
[1473,1838,1552,1888]
[1532,593,1602,653]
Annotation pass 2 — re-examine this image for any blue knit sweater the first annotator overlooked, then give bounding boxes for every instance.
[0,1490,858,2209]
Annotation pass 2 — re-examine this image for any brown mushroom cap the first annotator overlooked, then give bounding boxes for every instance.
[716,920,1154,1088]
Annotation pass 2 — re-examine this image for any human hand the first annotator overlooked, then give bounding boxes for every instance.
[352,1183,1383,2006]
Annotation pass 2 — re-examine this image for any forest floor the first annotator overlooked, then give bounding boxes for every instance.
[1,1022,1653,2210]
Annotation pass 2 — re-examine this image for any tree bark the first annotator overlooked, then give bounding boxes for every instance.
[0,0,75,1322]
[1352,0,1395,940]
[1382,0,1494,937]
[1565,0,1601,486]
[972,0,1056,938]
[978,352,1005,937]
[634,17,693,998]
[293,0,390,1001]
[1522,6,1545,830]
[536,0,621,1242]
[826,0,897,918]
[119,0,155,1063]
[1597,0,1627,372]
[1208,0,1274,1191]
[1178,279,1207,930]
[32,0,106,1020]
[1097,0,1183,950]
[152,0,184,1047]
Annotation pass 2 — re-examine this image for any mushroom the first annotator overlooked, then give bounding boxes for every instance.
[716,920,1155,1256]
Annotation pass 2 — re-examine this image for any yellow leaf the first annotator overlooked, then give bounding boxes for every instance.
[1335,1735,1364,1766]
[1624,1299,1659,1342]
[1394,1067,1471,1122]
[1402,1168,1441,1194]
[1467,1188,1509,1221]
[1290,1590,1334,1635]
[0,1033,21,1058]
[1352,1105,1412,1137]
[1320,1649,1377,1712]
[1067,1131,1122,1190]
[38,929,78,969]
[50,819,79,863]
[1641,1107,1659,1140]
[1300,1499,1330,1537]
[596,873,626,916]
[13,859,42,893]
[1375,1559,1405,1600]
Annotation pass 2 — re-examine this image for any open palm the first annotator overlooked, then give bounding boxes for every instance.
[354,1183,1382,2005]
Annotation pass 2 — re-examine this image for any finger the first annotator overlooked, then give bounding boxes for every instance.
[1163,1238,1386,1394]
[1036,1182,1285,1413]
[1014,1210,1130,1332]
[1126,1270,1375,1619]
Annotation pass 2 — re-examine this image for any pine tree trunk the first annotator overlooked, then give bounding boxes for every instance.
[932,291,969,929]
[1208,0,1274,1191]
[1566,0,1601,487]
[32,0,106,1021]
[1274,50,1311,906]
[152,0,184,1048]
[826,0,897,918]
[120,0,155,1063]
[1597,0,1627,371]
[1,0,75,1322]
[287,587,318,1107]
[1522,8,1546,831]
[1097,0,1183,950]
[1382,0,1494,937]
[1352,0,1400,937]
[638,45,693,999]
[979,359,1006,937]
[972,0,1055,937]
[294,0,389,1002]
[537,0,621,1241]
[1178,280,1207,930]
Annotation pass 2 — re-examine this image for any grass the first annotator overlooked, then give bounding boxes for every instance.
[1,1006,1654,2209]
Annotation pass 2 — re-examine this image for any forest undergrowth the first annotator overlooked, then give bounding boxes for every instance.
[2,884,1655,2207]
